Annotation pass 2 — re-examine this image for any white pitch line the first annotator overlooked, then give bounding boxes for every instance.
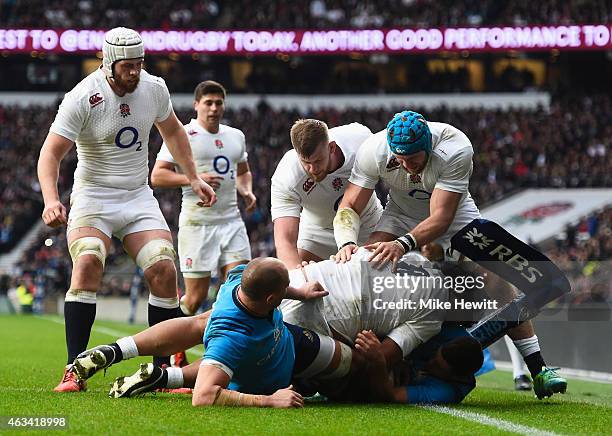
[38,316,202,357]
[422,405,562,436]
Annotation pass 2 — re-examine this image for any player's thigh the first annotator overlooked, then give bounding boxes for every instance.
[122,229,173,259]
[218,220,251,273]
[178,224,220,276]
[116,185,172,244]
[297,225,337,260]
[67,187,116,243]
[373,201,419,239]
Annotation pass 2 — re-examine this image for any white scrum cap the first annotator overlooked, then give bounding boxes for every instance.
[102,27,145,78]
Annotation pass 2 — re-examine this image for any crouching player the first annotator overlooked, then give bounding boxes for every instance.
[72,258,359,408]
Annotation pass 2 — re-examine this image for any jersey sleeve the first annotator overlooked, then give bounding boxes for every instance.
[435,146,473,194]
[386,319,443,357]
[238,130,248,163]
[49,91,86,142]
[270,173,302,220]
[155,78,173,123]
[406,376,465,404]
[349,136,382,189]
[156,141,176,164]
[202,333,248,379]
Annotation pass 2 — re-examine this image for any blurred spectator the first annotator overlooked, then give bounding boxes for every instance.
[1,0,609,29]
[3,94,610,300]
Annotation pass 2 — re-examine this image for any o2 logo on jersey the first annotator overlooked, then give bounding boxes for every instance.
[213,155,234,179]
[114,126,142,151]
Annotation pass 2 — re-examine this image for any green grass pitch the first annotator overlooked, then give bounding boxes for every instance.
[1,315,611,435]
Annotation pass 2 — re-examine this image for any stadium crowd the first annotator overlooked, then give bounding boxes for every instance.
[1,0,609,29]
[2,94,610,306]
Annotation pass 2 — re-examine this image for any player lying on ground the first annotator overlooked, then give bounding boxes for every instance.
[72,247,454,401]
[342,326,483,405]
[73,258,362,408]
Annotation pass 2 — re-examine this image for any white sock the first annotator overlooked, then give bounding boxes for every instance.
[512,335,541,359]
[166,367,184,389]
[116,336,139,359]
[504,335,528,378]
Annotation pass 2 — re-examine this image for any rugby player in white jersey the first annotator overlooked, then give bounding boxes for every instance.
[152,80,255,318]
[70,250,447,396]
[37,27,216,393]
[271,119,382,268]
[332,110,567,398]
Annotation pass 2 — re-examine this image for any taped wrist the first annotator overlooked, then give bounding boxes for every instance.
[333,207,361,249]
[213,388,264,407]
[396,233,417,253]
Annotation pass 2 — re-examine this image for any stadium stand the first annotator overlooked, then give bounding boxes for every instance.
[2,94,610,303]
[1,0,609,29]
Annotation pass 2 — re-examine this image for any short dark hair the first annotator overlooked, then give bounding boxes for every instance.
[194,80,226,101]
[240,258,288,301]
[440,336,483,376]
[290,119,329,157]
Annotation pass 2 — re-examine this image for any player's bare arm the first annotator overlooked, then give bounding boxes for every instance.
[333,181,374,263]
[285,278,329,300]
[274,217,303,268]
[355,331,406,402]
[151,160,224,190]
[192,363,303,408]
[155,112,217,206]
[366,188,461,270]
[236,161,256,212]
[37,132,74,227]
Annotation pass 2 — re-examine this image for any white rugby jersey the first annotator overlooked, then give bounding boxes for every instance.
[284,249,447,356]
[350,122,480,223]
[157,120,248,226]
[271,122,382,229]
[50,68,172,190]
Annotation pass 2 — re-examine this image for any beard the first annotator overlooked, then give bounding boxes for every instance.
[113,75,139,94]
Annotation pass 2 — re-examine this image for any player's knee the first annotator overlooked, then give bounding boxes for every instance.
[135,239,176,272]
[318,341,353,380]
[195,310,211,334]
[146,261,177,296]
[69,237,107,269]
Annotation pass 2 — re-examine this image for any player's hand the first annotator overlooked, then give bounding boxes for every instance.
[354,330,386,368]
[334,243,358,263]
[241,191,257,213]
[297,260,316,268]
[198,173,224,190]
[264,385,304,408]
[295,280,329,301]
[191,177,217,207]
[42,200,67,228]
[364,241,405,272]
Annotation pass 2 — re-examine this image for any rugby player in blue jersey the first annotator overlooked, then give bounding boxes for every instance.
[345,326,483,405]
[74,258,359,408]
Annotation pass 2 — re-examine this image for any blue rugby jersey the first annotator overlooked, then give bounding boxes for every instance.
[202,265,295,394]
